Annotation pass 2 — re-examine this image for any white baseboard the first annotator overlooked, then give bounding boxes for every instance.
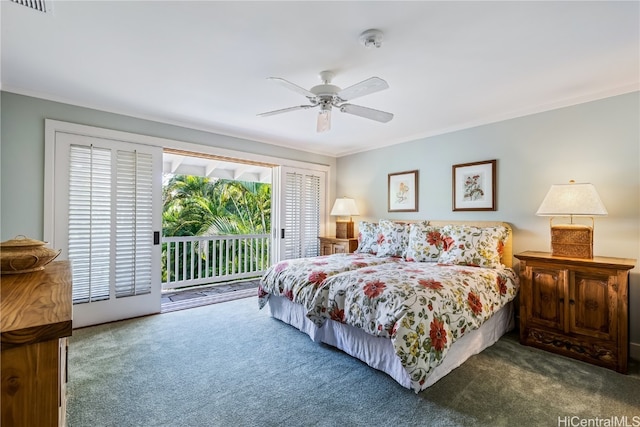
[631,341,640,361]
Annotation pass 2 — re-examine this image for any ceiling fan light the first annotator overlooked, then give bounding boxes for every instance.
[317,109,331,133]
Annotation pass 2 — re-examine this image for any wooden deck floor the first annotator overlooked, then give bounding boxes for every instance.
[161,279,259,313]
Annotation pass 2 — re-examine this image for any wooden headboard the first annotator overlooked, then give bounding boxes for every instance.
[394,220,514,268]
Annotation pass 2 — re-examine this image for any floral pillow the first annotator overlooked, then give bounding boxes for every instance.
[355,221,379,254]
[405,222,449,262]
[437,225,508,268]
[376,219,410,258]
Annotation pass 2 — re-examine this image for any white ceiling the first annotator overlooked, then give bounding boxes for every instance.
[2,1,638,157]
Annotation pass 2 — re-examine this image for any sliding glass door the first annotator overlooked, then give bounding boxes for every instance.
[274,166,326,261]
[50,131,162,328]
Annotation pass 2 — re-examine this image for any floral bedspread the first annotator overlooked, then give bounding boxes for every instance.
[305,261,518,391]
[258,253,398,310]
[258,253,518,392]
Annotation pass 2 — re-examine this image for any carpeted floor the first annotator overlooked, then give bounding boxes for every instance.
[67,297,640,427]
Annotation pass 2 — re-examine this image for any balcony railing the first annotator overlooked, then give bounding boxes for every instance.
[162,234,270,291]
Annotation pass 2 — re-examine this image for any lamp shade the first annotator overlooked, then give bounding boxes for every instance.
[536,182,607,217]
[330,198,360,216]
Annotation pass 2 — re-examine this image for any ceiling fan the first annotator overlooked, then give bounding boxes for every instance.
[258,71,394,132]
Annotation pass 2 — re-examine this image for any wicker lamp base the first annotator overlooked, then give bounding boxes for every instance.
[336,220,355,239]
[550,224,593,259]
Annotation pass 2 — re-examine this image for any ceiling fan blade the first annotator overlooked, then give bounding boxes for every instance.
[258,105,314,117]
[317,109,331,133]
[267,77,316,99]
[337,77,389,101]
[339,104,394,123]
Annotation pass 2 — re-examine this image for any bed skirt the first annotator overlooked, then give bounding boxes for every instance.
[267,296,515,391]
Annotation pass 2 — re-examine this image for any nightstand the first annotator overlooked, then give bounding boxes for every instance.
[319,236,358,255]
[514,251,635,373]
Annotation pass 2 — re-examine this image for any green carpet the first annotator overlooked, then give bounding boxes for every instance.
[67,297,640,426]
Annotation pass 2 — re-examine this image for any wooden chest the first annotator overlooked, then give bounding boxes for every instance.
[1,261,72,427]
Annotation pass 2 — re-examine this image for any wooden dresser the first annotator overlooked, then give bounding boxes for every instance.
[1,261,73,427]
[319,236,358,255]
[515,251,635,373]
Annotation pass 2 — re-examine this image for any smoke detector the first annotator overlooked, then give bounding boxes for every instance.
[359,29,384,49]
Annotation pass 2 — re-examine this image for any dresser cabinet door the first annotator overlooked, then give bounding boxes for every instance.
[527,266,568,332]
[568,270,616,341]
[1,339,60,426]
[331,243,348,254]
[320,242,333,256]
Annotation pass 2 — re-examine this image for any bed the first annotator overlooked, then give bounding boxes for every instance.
[258,220,519,392]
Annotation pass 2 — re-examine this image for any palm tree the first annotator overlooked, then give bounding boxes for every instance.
[205,180,271,234]
[162,174,271,281]
[163,175,270,236]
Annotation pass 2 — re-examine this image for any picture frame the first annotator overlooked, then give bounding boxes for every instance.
[388,170,418,212]
[452,160,496,211]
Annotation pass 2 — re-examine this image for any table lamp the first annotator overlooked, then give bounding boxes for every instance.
[330,197,359,239]
[535,180,607,258]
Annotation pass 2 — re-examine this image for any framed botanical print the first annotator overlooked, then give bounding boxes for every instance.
[452,160,496,211]
[388,170,418,212]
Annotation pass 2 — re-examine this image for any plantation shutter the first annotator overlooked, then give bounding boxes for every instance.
[302,173,321,256]
[68,145,155,302]
[48,123,162,327]
[115,150,154,297]
[282,169,322,259]
[284,172,303,258]
[68,145,112,303]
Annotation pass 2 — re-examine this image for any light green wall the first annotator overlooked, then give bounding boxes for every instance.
[337,91,640,351]
[0,91,336,241]
[2,90,639,352]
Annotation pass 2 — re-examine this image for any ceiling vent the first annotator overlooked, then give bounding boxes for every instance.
[10,0,53,13]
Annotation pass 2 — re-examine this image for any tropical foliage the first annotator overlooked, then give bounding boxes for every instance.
[163,174,271,236]
[162,175,271,283]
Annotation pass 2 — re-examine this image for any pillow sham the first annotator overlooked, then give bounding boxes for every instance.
[405,222,447,262]
[437,225,508,268]
[376,219,410,258]
[355,221,379,254]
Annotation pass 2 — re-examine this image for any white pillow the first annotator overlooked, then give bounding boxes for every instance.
[355,221,379,254]
[405,222,447,262]
[376,219,410,258]
[437,225,508,268]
